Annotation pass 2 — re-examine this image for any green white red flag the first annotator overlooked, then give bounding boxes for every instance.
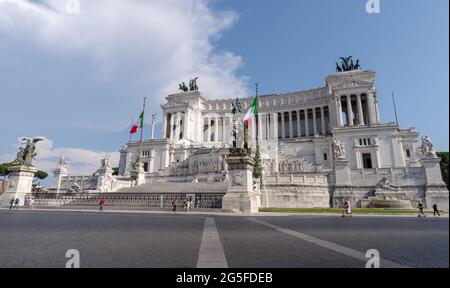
[243,97,257,126]
[130,111,144,134]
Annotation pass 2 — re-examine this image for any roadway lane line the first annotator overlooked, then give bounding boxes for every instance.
[196,217,228,268]
[249,218,408,268]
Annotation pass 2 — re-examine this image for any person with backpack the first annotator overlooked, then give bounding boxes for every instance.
[13,198,20,209]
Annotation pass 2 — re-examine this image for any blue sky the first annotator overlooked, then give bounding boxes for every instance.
[0,0,448,174]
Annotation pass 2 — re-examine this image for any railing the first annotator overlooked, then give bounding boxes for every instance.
[29,192,225,209]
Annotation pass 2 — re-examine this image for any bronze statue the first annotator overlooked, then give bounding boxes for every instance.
[11,138,43,166]
[179,82,188,92]
[336,56,361,72]
[189,77,199,91]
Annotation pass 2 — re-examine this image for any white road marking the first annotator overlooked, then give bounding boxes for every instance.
[197,217,228,268]
[249,218,408,268]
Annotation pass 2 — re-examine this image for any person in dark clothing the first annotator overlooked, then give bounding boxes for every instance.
[13,198,19,209]
[9,198,14,210]
[417,201,425,218]
[172,199,177,212]
[432,203,440,216]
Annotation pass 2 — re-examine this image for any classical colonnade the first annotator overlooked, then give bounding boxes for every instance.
[200,105,331,143]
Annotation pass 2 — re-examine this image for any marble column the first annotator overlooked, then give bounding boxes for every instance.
[175,112,181,142]
[367,93,374,126]
[183,112,189,141]
[357,94,364,126]
[346,95,354,126]
[337,97,343,127]
[288,111,293,138]
[272,113,278,139]
[304,109,310,137]
[312,107,318,135]
[320,106,326,135]
[162,113,167,139]
[297,110,301,138]
[374,93,380,124]
[169,113,174,141]
[215,116,219,143]
[206,117,210,142]
[281,112,286,139]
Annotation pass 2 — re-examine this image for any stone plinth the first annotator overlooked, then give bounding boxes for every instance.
[136,162,146,186]
[0,165,37,207]
[53,166,68,193]
[222,150,259,213]
[420,157,449,211]
[333,159,351,186]
[96,166,113,192]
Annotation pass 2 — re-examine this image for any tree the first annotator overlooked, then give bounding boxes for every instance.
[0,163,12,180]
[437,152,449,190]
[112,167,119,176]
[34,170,48,183]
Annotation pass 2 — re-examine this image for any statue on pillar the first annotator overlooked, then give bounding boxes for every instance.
[332,139,346,160]
[57,155,68,169]
[100,154,112,168]
[11,138,43,166]
[231,98,245,150]
[417,135,437,158]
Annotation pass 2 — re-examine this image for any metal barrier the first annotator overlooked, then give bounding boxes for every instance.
[29,192,225,209]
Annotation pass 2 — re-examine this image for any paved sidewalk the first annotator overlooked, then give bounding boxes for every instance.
[1,207,447,218]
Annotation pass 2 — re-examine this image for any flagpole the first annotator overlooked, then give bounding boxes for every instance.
[129,117,133,143]
[138,97,147,161]
[392,92,399,127]
[255,83,259,149]
[253,83,263,185]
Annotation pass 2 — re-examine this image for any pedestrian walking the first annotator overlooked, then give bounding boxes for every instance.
[417,201,426,218]
[341,200,351,217]
[186,197,191,212]
[346,200,352,217]
[99,197,105,212]
[172,199,177,212]
[9,198,14,210]
[433,203,440,216]
[13,198,19,209]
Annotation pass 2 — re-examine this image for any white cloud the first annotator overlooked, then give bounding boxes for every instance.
[0,137,119,175]
[0,0,249,131]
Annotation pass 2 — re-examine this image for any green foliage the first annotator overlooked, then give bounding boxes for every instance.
[112,167,119,176]
[0,163,12,177]
[34,170,48,180]
[437,152,449,190]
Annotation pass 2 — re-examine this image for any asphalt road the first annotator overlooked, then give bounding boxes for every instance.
[0,210,448,268]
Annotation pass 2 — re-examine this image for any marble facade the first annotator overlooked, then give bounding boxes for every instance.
[111,69,446,211]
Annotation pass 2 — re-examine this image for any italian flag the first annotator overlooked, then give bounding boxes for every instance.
[130,111,144,134]
[243,97,257,126]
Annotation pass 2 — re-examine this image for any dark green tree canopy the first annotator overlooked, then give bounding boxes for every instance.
[437,152,449,190]
[34,170,48,180]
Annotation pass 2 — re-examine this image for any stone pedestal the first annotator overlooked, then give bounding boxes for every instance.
[96,166,113,192]
[0,165,36,207]
[53,166,68,193]
[420,157,449,211]
[136,162,146,186]
[332,159,352,206]
[222,150,259,213]
[334,159,351,186]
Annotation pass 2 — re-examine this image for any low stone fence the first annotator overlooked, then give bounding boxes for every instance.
[29,192,225,209]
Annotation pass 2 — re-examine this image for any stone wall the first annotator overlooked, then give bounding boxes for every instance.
[263,174,330,208]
